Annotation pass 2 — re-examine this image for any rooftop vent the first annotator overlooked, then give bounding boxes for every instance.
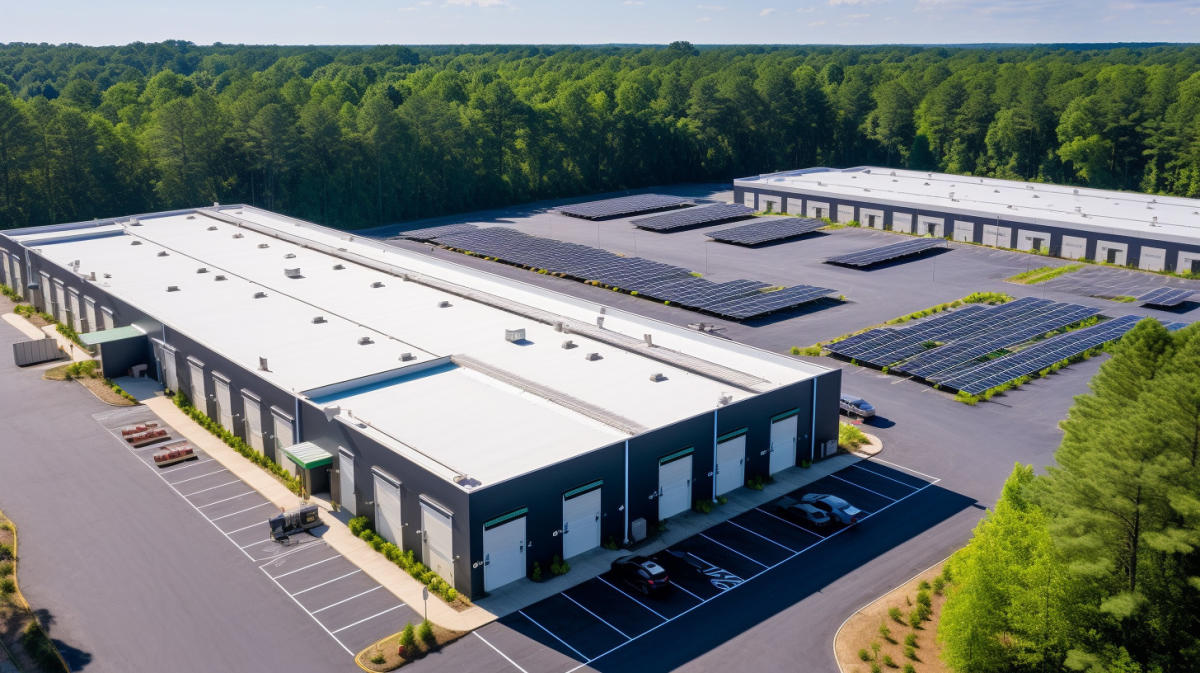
[358,336,374,346]
[284,268,302,279]
[1075,206,1082,213]
[284,253,296,259]
[371,281,385,288]
[923,182,930,186]
[312,316,327,324]
[197,267,209,274]
[994,189,1000,193]
[103,273,111,279]
[258,357,269,372]
[584,352,603,361]
[649,373,667,382]
[554,321,565,332]
[438,300,452,308]
[253,291,267,299]
[214,275,227,281]
[562,339,577,349]
[87,271,96,281]
[1073,188,1080,195]
[718,393,734,406]
[207,225,218,231]
[129,218,141,226]
[233,232,244,239]
[257,243,269,249]
[130,240,142,246]
[505,328,526,343]
[157,251,169,257]
[333,264,345,270]
[166,285,180,292]
[1152,216,1159,226]
[643,333,654,347]
[400,352,416,362]
[186,215,195,220]
[949,191,956,201]
[1026,185,1034,190]
[890,171,896,176]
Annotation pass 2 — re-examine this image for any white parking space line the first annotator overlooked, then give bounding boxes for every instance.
[224,520,268,535]
[292,570,362,596]
[256,541,326,565]
[158,458,213,474]
[557,477,941,673]
[474,631,531,673]
[517,610,588,661]
[331,605,407,634]
[239,538,270,549]
[868,457,940,482]
[596,576,667,621]
[168,468,229,485]
[753,507,827,539]
[561,593,630,640]
[726,520,796,553]
[698,533,768,568]
[847,463,921,490]
[211,502,273,521]
[197,491,256,508]
[182,479,242,497]
[311,587,385,614]
[667,578,704,603]
[828,474,897,502]
[271,554,341,579]
[258,564,353,656]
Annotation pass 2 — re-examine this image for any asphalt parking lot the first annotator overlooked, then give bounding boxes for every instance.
[413,459,959,673]
[93,406,419,656]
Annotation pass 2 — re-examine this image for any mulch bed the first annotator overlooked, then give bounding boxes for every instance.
[355,623,467,671]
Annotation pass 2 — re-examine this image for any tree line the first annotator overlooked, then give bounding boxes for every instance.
[939,319,1200,673]
[1,41,1199,230]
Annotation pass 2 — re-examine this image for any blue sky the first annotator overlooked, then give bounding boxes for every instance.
[1,0,1197,45]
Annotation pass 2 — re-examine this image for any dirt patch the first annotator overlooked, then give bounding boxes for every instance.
[834,561,950,673]
[356,623,468,671]
[43,363,136,406]
[0,510,68,673]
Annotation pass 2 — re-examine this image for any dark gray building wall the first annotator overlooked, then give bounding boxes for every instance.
[97,336,152,379]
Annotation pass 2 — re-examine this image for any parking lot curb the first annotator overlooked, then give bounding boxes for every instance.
[851,432,883,458]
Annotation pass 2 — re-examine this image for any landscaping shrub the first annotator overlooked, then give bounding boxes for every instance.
[878,622,892,642]
[0,561,12,576]
[0,577,15,595]
[0,542,12,560]
[908,610,922,629]
[917,580,930,590]
[602,536,619,550]
[21,621,63,671]
[549,554,570,576]
[418,619,435,647]
[883,654,897,668]
[932,576,945,595]
[839,422,868,450]
[888,606,904,623]
[693,499,714,514]
[348,516,368,536]
[904,645,917,660]
[904,632,917,648]
[399,622,417,654]
[858,649,871,662]
[530,562,543,582]
[903,664,916,673]
[916,589,931,609]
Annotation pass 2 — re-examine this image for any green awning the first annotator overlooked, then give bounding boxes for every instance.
[284,442,333,470]
[79,325,144,347]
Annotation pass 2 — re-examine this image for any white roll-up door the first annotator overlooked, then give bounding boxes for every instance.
[67,290,82,332]
[1140,247,1166,272]
[658,451,692,520]
[213,375,234,432]
[100,307,115,330]
[483,512,526,592]
[769,412,799,475]
[1061,236,1087,260]
[741,191,755,207]
[243,392,265,452]
[918,216,945,237]
[83,297,97,334]
[337,447,356,516]
[373,469,404,547]
[982,224,1011,248]
[188,358,206,412]
[562,483,601,559]
[715,433,747,496]
[892,211,913,233]
[421,498,455,584]
[836,204,855,224]
[271,408,295,466]
[785,198,803,215]
[53,281,66,323]
[156,343,179,392]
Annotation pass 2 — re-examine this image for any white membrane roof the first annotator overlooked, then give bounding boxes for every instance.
[737,166,1200,246]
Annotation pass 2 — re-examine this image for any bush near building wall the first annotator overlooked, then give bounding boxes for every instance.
[347,516,461,604]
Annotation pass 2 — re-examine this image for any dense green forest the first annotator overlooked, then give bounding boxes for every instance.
[1,41,1200,230]
[939,319,1200,673]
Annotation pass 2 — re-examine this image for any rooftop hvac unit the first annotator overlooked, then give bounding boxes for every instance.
[584,352,603,361]
[87,271,96,281]
[197,267,208,274]
[333,264,345,270]
[253,291,268,299]
[438,300,452,308]
[1152,216,1159,227]
[284,253,296,259]
[596,316,605,329]
[257,243,269,249]
[718,393,733,406]
[554,321,565,332]
[561,339,576,349]
[130,240,142,246]
[166,285,180,292]
[233,232,244,239]
[207,225,218,231]
[643,333,653,347]
[649,373,667,382]
[371,281,385,288]
[258,357,269,371]
[186,215,195,220]
[505,328,526,343]
[400,352,416,362]
[157,251,169,257]
[284,268,302,279]
[630,517,647,543]
[214,275,227,281]
[358,336,374,345]
[311,316,327,324]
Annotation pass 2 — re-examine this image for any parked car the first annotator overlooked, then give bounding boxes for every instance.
[800,493,864,525]
[610,555,671,596]
[775,496,833,528]
[839,394,875,419]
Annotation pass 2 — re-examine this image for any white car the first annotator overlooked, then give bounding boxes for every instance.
[800,493,864,525]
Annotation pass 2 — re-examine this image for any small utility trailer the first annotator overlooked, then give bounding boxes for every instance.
[269,504,321,543]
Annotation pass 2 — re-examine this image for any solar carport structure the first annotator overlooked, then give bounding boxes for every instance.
[0,206,841,600]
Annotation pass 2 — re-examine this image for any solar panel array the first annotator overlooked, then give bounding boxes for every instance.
[631,203,755,232]
[825,296,1154,393]
[392,223,480,242]
[706,217,825,246]
[825,238,946,268]
[428,226,834,320]
[557,194,692,220]
[1139,286,1194,307]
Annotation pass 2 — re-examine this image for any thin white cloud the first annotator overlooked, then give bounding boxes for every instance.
[760,7,777,15]
[697,3,726,9]
[623,0,645,5]
[829,0,881,5]
[808,19,828,25]
[444,0,509,6]
[697,15,713,21]
[848,12,870,18]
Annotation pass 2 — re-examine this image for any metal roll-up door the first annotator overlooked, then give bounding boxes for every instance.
[420,498,454,584]
[373,469,403,547]
[243,392,265,452]
[562,482,601,559]
[188,358,206,413]
[769,412,799,475]
[483,510,526,592]
[658,450,693,520]
[271,408,295,469]
[337,447,356,516]
[67,290,82,332]
[100,307,115,330]
[159,344,178,392]
[715,431,747,496]
[83,297,97,334]
[213,375,234,432]
[53,282,67,324]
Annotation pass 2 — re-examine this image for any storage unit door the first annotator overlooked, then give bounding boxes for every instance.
[769,414,799,475]
[160,347,178,392]
[84,297,97,334]
[715,435,746,496]
[272,411,294,466]
[953,221,974,242]
[1140,247,1166,272]
[188,360,206,411]
[658,454,692,520]
[562,486,601,559]
[337,447,356,516]
[1061,236,1087,260]
[741,191,755,207]
[373,471,404,547]
[68,291,82,332]
[421,501,455,585]
[243,394,265,452]
[53,282,66,323]
[213,377,234,432]
[483,515,526,592]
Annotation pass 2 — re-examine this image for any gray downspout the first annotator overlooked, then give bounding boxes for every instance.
[623,439,630,545]
[293,396,302,445]
[711,408,718,503]
[810,376,818,463]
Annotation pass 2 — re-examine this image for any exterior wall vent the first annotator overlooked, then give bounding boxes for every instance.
[400,352,416,362]
[371,281,385,288]
[562,339,576,349]
[284,268,302,279]
[584,352,603,361]
[505,328,526,343]
[157,251,169,257]
[130,240,142,246]
[649,373,667,382]
[358,336,374,346]
[196,267,208,274]
[438,300,452,308]
[257,243,269,249]
[166,285,180,292]
[253,291,268,299]
[233,232,244,239]
[214,275,227,281]
[312,316,327,324]
[333,264,345,270]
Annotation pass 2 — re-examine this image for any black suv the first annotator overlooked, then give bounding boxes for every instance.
[610,555,671,596]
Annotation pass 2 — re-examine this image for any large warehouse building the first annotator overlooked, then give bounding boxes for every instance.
[735,166,1200,273]
[0,206,841,598]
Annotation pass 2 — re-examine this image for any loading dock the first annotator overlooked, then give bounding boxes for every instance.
[483,509,527,592]
[715,431,746,496]
[657,449,693,520]
[561,481,602,559]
